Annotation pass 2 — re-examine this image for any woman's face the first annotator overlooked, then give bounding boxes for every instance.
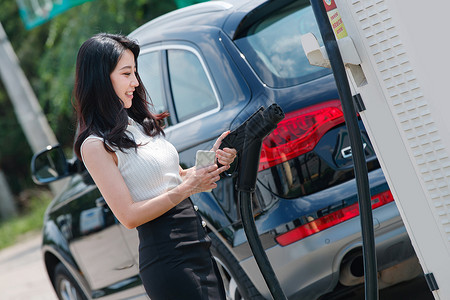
[110,49,139,109]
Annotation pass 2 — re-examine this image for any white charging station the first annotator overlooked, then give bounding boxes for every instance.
[303,0,450,298]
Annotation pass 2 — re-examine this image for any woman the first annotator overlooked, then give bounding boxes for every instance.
[73,33,236,299]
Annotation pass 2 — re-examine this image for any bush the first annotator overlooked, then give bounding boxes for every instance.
[0,189,52,250]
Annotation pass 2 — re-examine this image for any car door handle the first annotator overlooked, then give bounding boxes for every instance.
[115,262,135,270]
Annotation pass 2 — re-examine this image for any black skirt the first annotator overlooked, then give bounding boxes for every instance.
[137,198,226,300]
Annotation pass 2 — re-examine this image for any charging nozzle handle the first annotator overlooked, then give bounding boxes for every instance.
[237,138,262,192]
[237,104,285,192]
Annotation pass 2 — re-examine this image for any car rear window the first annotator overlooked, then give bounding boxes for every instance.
[234,1,331,88]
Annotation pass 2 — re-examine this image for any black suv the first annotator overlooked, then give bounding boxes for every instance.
[32,1,421,299]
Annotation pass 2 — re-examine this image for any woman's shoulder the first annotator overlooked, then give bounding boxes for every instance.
[81,136,105,154]
[81,135,104,149]
[81,133,110,153]
[80,135,116,163]
[80,136,119,167]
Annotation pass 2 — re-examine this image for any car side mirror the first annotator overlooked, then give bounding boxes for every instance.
[31,144,71,185]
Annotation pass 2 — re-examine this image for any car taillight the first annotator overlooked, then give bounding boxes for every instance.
[275,190,395,246]
[259,100,344,171]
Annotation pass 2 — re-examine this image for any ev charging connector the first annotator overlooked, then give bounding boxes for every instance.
[220,103,286,300]
[236,104,285,192]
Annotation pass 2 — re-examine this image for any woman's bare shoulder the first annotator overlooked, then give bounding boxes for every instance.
[81,137,104,150]
[81,138,108,159]
[81,137,118,165]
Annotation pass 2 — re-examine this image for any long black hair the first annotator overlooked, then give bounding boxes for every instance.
[73,33,168,160]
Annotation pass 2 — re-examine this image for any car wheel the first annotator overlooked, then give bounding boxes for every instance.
[210,233,264,300]
[53,263,87,300]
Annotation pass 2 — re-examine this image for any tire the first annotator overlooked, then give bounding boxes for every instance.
[53,263,87,300]
[210,233,265,300]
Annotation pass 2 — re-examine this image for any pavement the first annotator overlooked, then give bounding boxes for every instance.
[0,232,57,300]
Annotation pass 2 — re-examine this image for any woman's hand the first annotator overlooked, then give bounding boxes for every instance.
[211,131,237,167]
[178,131,237,196]
[180,164,229,196]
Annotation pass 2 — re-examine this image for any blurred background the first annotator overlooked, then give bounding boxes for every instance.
[0,0,204,248]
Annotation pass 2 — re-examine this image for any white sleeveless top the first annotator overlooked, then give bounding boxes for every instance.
[80,118,182,202]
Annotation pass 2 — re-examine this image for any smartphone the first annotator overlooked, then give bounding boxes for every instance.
[195,150,216,192]
[195,150,216,169]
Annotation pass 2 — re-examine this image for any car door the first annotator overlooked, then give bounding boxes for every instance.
[64,176,139,292]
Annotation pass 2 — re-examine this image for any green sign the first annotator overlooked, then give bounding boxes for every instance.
[17,0,94,30]
[175,0,208,8]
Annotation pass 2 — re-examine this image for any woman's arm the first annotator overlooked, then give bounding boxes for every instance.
[82,138,226,229]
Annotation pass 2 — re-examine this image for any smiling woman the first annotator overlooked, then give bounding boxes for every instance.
[71,33,236,300]
[109,49,139,109]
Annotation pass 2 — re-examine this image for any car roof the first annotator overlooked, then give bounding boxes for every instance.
[129,0,277,45]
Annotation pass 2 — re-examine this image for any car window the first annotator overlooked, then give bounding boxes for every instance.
[234,1,331,88]
[167,49,218,122]
[137,51,168,116]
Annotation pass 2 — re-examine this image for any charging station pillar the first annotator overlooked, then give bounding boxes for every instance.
[330,0,450,298]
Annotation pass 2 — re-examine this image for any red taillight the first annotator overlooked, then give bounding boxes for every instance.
[259,100,344,171]
[275,190,395,246]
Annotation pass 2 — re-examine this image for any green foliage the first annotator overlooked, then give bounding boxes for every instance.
[0,190,52,250]
[0,0,177,196]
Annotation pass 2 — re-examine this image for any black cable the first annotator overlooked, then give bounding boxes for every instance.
[309,1,378,299]
[239,191,287,300]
